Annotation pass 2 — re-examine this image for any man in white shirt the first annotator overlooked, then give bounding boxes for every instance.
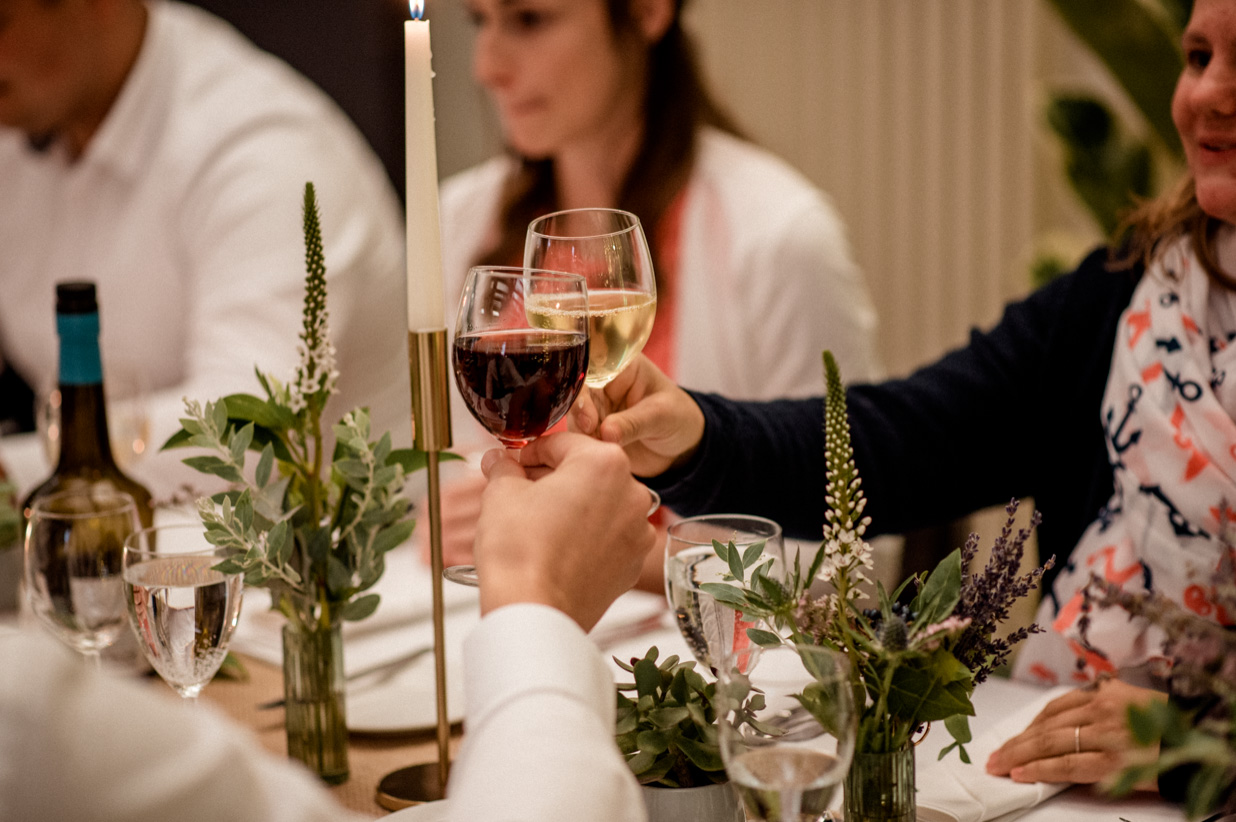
[0,0,409,488]
[0,433,654,821]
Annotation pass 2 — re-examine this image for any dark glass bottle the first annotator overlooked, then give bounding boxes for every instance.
[22,282,154,527]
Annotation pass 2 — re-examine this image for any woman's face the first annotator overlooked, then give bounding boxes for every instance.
[466,0,648,160]
[1175,0,1236,224]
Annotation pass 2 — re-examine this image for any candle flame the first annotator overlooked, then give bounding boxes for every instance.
[409,0,425,20]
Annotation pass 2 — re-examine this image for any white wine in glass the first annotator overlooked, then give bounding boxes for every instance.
[24,488,140,664]
[719,645,856,822]
[664,514,784,674]
[525,208,656,387]
[123,524,243,700]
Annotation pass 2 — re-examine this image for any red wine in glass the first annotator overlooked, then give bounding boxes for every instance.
[453,328,589,448]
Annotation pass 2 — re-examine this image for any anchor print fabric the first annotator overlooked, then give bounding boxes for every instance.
[1014,234,1236,686]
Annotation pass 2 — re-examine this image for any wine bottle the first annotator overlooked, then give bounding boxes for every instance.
[22,282,154,528]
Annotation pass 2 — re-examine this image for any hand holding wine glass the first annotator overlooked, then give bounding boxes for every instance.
[525,208,656,388]
[717,644,856,822]
[24,488,139,665]
[122,523,243,701]
[447,266,591,584]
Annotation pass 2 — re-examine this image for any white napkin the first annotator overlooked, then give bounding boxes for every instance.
[916,682,1073,822]
[230,544,478,674]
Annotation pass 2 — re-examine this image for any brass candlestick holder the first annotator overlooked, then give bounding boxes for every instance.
[376,329,454,810]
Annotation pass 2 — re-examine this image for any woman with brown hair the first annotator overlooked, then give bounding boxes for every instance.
[434,0,882,570]
[564,0,1236,798]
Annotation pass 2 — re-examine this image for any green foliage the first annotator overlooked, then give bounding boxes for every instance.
[1037,0,1186,282]
[162,182,455,631]
[694,352,1054,761]
[0,480,19,548]
[614,646,728,788]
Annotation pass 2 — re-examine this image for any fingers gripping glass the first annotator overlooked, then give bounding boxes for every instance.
[446,267,590,586]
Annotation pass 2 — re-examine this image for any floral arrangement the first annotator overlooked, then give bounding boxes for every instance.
[615,646,727,788]
[702,352,1054,759]
[1082,567,1236,818]
[165,183,432,633]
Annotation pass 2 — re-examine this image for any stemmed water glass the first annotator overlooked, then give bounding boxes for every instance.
[525,208,657,388]
[717,644,856,822]
[24,488,140,665]
[665,513,785,674]
[447,265,591,585]
[122,523,243,701]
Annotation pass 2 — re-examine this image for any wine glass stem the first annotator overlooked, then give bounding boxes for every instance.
[82,649,103,670]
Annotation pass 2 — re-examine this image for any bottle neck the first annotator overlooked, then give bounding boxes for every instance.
[56,312,116,470]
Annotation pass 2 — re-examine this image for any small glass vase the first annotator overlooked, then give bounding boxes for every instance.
[281,619,349,784]
[843,744,915,822]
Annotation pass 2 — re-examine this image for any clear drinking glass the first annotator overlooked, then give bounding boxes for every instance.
[122,523,243,701]
[525,208,656,388]
[24,488,140,664]
[717,644,856,822]
[665,513,785,673]
[447,266,591,585]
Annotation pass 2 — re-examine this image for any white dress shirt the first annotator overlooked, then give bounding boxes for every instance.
[0,609,647,822]
[0,1,410,492]
[448,604,647,822]
[0,628,369,822]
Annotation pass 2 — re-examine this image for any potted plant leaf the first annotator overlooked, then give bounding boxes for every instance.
[615,646,743,822]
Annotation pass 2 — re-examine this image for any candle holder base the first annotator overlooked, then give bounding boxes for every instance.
[375,761,451,811]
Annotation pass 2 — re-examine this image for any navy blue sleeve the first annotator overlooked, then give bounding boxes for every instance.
[652,248,1138,558]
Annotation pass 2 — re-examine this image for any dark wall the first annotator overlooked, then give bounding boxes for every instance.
[186,0,407,201]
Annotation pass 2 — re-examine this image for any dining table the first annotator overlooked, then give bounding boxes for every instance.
[0,430,1200,821]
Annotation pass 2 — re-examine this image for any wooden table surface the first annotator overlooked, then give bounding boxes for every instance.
[199,655,462,818]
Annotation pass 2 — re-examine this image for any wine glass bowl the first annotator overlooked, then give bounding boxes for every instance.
[23,488,140,661]
[665,513,785,673]
[446,266,590,586]
[717,644,856,822]
[452,266,590,449]
[525,208,656,388]
[122,523,243,700]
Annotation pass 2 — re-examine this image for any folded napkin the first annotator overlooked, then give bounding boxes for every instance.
[916,682,1073,822]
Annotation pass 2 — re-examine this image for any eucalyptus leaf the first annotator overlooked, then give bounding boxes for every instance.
[372,519,415,555]
[699,582,748,607]
[255,443,274,488]
[341,593,380,621]
[726,539,746,582]
[746,628,782,648]
[741,540,766,568]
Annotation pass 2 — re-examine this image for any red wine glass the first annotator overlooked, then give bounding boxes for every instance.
[446,266,590,585]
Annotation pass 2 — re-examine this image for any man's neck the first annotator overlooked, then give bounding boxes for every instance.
[61,2,149,160]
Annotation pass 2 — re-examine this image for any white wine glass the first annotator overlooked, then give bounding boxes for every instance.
[447,266,591,586]
[525,208,656,388]
[24,488,140,665]
[122,523,243,701]
[717,644,856,822]
[665,513,785,674]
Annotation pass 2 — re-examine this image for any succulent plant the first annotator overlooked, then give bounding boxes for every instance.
[614,646,726,788]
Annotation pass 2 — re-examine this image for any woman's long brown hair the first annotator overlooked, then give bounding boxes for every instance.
[1117,174,1235,287]
[474,0,742,294]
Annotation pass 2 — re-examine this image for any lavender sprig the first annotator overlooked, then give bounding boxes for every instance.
[953,499,1054,684]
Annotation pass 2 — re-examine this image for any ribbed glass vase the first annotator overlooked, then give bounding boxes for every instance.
[282,620,349,784]
[843,744,915,822]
